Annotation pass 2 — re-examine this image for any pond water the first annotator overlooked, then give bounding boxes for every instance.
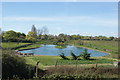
[19,45,108,57]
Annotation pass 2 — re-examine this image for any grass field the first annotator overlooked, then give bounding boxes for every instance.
[68,40,118,58]
[2,42,30,48]
[70,40,118,53]
[83,40,118,53]
[24,56,116,67]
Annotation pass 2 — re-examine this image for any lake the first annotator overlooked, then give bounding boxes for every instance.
[19,45,108,57]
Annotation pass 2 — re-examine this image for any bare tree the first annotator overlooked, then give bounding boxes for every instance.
[42,26,49,35]
[37,28,43,36]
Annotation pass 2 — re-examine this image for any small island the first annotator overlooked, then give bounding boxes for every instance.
[55,45,66,49]
[55,39,67,49]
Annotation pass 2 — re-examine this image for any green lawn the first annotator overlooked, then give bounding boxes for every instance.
[24,56,116,67]
[70,40,118,53]
[68,40,118,59]
[2,42,30,48]
[83,40,118,53]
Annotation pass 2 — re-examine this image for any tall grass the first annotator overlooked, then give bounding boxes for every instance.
[45,65,119,79]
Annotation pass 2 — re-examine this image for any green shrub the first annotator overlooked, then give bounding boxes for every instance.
[2,50,35,79]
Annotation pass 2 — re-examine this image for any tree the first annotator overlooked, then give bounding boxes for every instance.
[3,30,18,41]
[37,28,43,36]
[80,49,91,60]
[42,26,49,35]
[41,34,49,40]
[2,30,26,42]
[109,36,114,40]
[31,25,37,36]
[26,31,37,41]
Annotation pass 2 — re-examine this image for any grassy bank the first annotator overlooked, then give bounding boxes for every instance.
[68,40,118,59]
[17,44,41,50]
[2,42,30,48]
[2,42,42,51]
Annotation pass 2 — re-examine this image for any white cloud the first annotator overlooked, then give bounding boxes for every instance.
[3,16,89,22]
[3,16,117,28]
[3,17,58,21]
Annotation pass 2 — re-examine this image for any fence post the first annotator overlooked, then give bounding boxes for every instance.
[76,58,79,69]
[55,60,58,67]
[96,64,98,68]
[35,61,40,78]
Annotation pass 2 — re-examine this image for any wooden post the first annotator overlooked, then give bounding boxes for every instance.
[35,61,40,78]
[55,60,58,67]
[96,64,98,68]
[76,58,79,69]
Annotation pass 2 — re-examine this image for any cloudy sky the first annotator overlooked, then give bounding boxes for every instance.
[2,2,118,37]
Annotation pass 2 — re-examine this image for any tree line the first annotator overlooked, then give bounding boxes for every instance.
[1,25,119,43]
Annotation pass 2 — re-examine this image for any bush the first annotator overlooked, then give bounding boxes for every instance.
[2,50,35,79]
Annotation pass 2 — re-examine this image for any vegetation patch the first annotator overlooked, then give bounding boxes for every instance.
[55,45,67,49]
[24,56,115,66]
[45,66,119,79]
[2,50,35,79]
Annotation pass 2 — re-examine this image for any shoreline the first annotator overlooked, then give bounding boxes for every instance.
[17,47,40,51]
[16,44,111,57]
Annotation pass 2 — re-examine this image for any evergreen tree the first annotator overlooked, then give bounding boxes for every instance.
[31,25,37,36]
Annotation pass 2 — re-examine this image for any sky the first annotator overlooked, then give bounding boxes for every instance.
[2,2,118,37]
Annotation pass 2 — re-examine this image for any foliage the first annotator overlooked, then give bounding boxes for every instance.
[2,30,26,42]
[45,66,119,79]
[80,49,91,60]
[26,31,37,42]
[36,40,56,45]
[2,50,35,79]
[59,53,69,60]
[70,52,78,60]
